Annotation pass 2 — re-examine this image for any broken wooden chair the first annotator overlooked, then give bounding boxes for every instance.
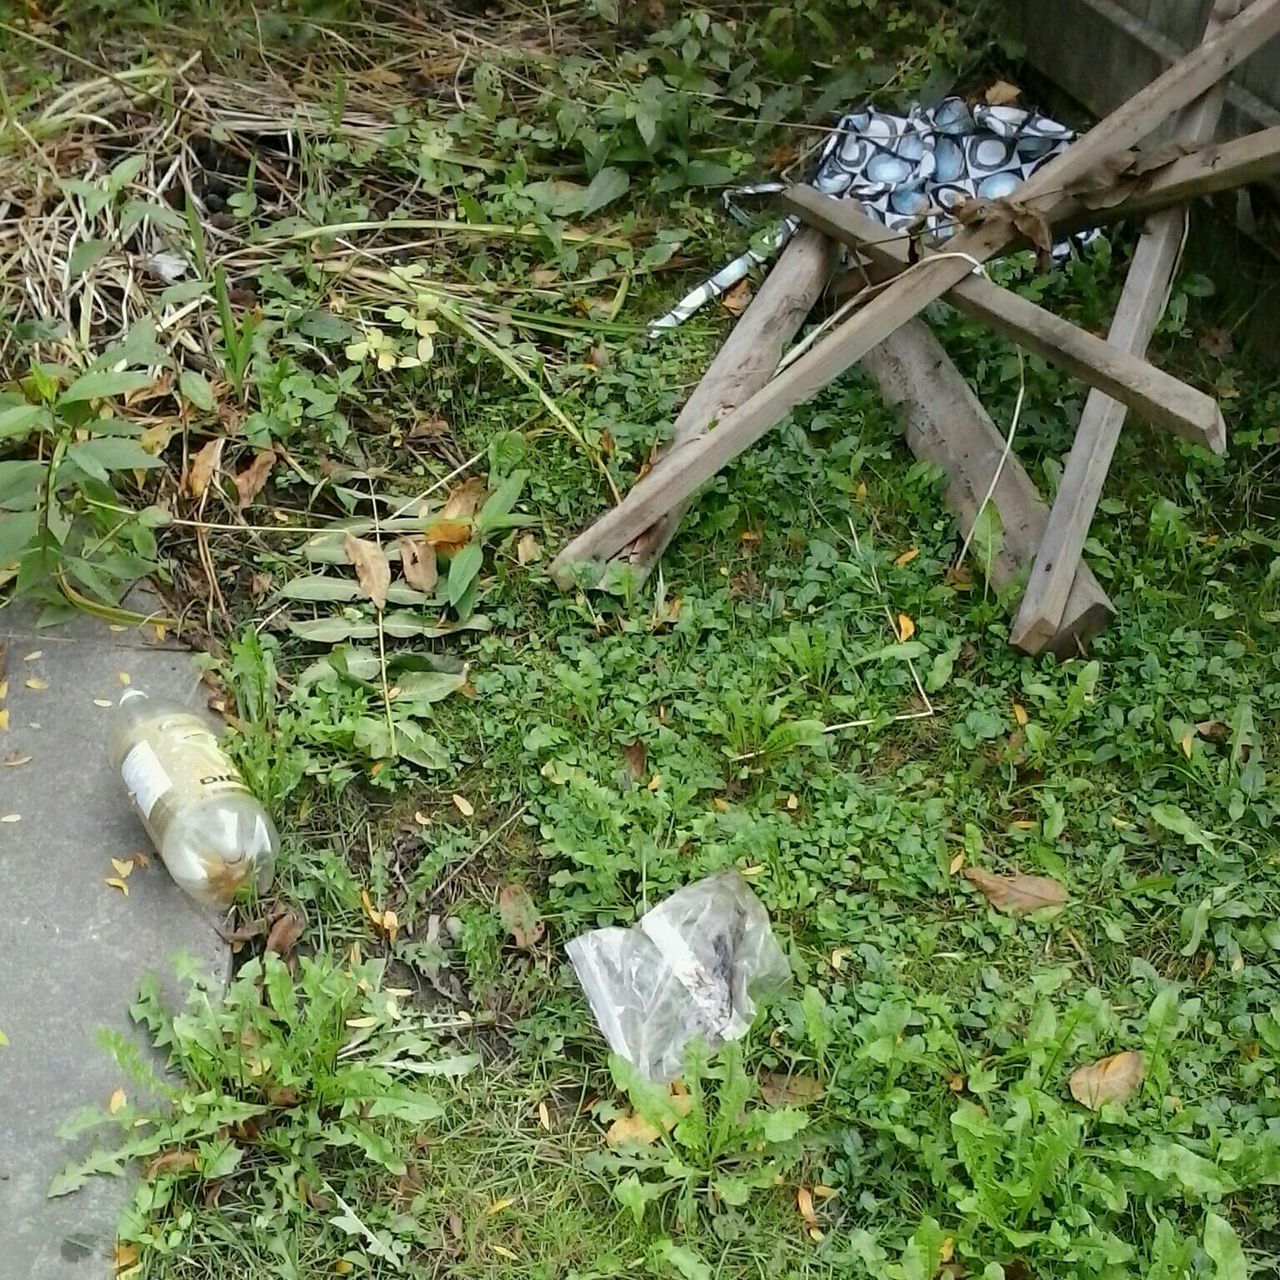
[551,0,1280,656]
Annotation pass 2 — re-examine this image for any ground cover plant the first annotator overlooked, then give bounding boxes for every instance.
[3,1,1280,1277]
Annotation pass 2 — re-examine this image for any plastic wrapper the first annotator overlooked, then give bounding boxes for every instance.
[566,871,790,1081]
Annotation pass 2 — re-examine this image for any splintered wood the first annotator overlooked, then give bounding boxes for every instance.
[551,0,1280,655]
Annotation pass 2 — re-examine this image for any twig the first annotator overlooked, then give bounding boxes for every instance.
[423,804,528,905]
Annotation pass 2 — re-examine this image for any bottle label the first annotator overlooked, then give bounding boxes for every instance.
[120,713,250,840]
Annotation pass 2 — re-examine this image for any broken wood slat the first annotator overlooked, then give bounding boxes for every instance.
[552,0,1280,573]
[1011,0,1244,654]
[608,228,839,585]
[783,188,1226,451]
[1052,122,1280,233]
[861,320,1114,657]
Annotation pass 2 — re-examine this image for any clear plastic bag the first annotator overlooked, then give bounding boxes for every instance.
[566,871,790,1081]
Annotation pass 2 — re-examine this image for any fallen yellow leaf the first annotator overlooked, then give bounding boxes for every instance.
[118,672,131,686]
[413,810,431,826]
[452,794,475,817]
[93,698,112,708]
[538,1100,551,1130]
[1013,702,1029,727]
[113,1242,139,1271]
[893,548,919,568]
[985,78,1021,105]
[345,1017,377,1029]
[785,793,799,811]
[1,813,20,824]
[516,532,542,565]
[334,1261,354,1275]
[491,1245,518,1261]
[647,774,662,792]
[896,613,915,642]
[797,1186,823,1241]
[829,947,850,971]
[111,858,134,879]
[24,650,42,662]
[0,709,8,732]
[712,797,730,813]
[812,1185,838,1200]
[106,876,129,895]
[605,1087,692,1148]
[108,1087,126,1114]
[486,1197,515,1215]
[1180,730,1194,759]
[948,851,966,874]
[25,677,48,691]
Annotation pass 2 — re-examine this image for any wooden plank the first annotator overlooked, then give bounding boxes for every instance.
[552,0,1280,572]
[555,5,1280,570]
[783,188,1226,450]
[861,320,1114,657]
[1052,123,1280,232]
[1011,0,1243,654]
[602,227,838,585]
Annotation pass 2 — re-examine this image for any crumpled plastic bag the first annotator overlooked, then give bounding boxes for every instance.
[566,871,790,1081]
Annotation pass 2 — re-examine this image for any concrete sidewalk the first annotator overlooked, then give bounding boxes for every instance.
[0,602,228,1278]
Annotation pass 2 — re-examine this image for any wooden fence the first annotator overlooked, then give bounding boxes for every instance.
[996,0,1280,141]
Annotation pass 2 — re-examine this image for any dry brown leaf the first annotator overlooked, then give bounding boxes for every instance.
[249,571,273,598]
[893,548,919,568]
[1009,202,1053,255]
[409,415,449,440]
[720,278,753,317]
[108,1087,126,1114]
[113,1242,139,1272]
[1198,327,1234,359]
[3,752,31,767]
[452,793,475,817]
[622,740,648,782]
[516,532,542,565]
[398,537,438,593]
[186,438,224,498]
[984,79,1021,106]
[1068,1050,1144,1109]
[266,909,306,957]
[498,883,545,950]
[145,1148,200,1179]
[441,475,486,522]
[760,1072,823,1107]
[897,613,916,642]
[962,867,1067,915]
[234,449,276,508]
[343,534,390,611]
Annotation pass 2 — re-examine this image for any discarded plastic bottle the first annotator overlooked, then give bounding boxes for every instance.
[108,689,278,908]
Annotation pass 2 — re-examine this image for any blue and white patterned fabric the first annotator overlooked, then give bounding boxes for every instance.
[650,97,1077,331]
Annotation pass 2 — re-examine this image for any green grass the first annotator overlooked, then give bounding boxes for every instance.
[6,0,1280,1276]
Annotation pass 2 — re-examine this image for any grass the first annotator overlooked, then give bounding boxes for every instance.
[4,1,1280,1277]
